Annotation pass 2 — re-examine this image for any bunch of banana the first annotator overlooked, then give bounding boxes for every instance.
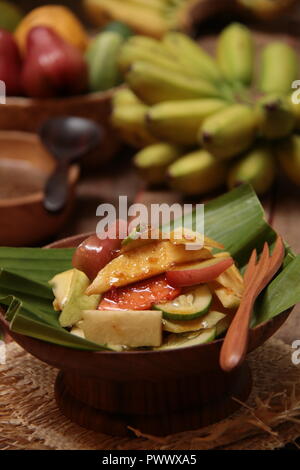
[111,23,300,196]
[236,0,296,20]
[83,0,297,38]
[83,0,187,38]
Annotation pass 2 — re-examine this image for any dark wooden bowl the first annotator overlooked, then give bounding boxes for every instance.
[0,131,79,246]
[0,233,292,436]
[1,89,121,169]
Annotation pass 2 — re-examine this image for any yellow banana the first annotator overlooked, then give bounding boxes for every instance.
[112,87,141,107]
[146,99,228,145]
[163,32,222,83]
[256,94,295,140]
[83,0,169,38]
[123,35,166,54]
[125,61,222,105]
[112,90,157,148]
[276,135,300,186]
[134,143,183,185]
[167,149,227,195]
[236,0,296,20]
[259,42,298,95]
[200,104,258,160]
[217,22,254,86]
[118,42,181,75]
[227,143,275,195]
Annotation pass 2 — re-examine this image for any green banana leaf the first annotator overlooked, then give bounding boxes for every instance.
[0,184,299,351]
[0,247,74,284]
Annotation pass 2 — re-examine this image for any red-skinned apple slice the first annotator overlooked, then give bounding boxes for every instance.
[166,257,234,287]
[72,219,128,281]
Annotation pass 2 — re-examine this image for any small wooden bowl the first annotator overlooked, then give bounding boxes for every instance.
[0,131,79,246]
[0,233,293,436]
[1,89,120,169]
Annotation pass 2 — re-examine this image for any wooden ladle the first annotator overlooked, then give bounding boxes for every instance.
[220,236,285,372]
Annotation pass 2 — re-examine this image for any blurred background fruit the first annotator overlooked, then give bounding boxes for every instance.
[109,23,300,196]
[83,0,298,38]
[15,5,89,54]
[0,29,22,96]
[86,22,133,92]
[21,26,88,98]
[236,0,296,20]
[0,0,23,32]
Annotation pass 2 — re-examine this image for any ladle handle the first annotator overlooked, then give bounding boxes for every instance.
[44,161,70,213]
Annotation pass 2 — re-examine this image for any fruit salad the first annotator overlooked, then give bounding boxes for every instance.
[49,227,244,351]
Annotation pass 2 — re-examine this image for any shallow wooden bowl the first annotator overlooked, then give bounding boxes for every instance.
[1,89,120,169]
[0,233,292,436]
[0,131,79,246]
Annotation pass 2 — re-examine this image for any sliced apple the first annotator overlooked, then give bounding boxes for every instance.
[166,256,234,287]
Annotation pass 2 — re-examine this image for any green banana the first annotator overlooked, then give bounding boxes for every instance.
[217,22,254,87]
[167,150,227,195]
[134,143,183,184]
[256,94,295,140]
[276,135,300,186]
[112,90,157,148]
[125,61,221,105]
[163,32,223,83]
[146,99,228,145]
[200,104,258,160]
[227,143,275,195]
[118,42,181,74]
[86,26,132,92]
[259,42,298,95]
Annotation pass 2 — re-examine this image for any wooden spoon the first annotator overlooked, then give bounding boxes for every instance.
[39,117,102,213]
[220,236,285,372]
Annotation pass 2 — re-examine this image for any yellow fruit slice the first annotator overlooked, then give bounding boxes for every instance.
[86,240,212,295]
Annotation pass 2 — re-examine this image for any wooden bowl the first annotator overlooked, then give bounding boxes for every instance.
[0,233,293,436]
[1,89,121,169]
[0,131,79,246]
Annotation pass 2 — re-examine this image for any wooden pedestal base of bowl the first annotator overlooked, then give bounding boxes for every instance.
[0,233,292,436]
[54,362,252,436]
[1,89,120,169]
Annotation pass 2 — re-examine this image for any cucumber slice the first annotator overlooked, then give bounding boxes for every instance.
[215,315,231,338]
[163,310,225,333]
[157,328,216,350]
[154,285,212,320]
